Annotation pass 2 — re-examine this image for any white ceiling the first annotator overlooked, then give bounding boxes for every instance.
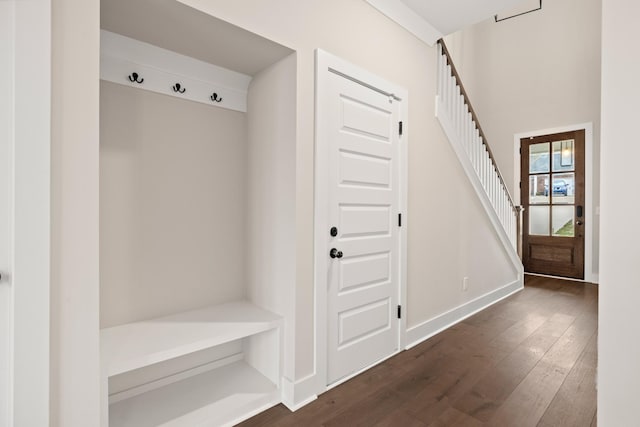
[402,0,533,34]
[367,0,535,45]
[101,0,293,76]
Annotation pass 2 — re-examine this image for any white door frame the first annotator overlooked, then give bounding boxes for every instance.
[0,0,51,426]
[513,122,596,284]
[314,49,408,393]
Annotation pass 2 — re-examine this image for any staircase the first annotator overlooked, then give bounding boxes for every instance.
[435,39,522,266]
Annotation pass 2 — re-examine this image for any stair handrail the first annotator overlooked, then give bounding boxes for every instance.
[437,39,520,216]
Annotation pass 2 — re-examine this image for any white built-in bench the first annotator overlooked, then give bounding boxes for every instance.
[100,301,282,427]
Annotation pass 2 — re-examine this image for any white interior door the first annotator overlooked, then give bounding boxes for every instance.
[0,2,15,425]
[325,70,402,384]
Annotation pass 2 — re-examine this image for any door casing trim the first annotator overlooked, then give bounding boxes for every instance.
[313,49,408,395]
[513,123,596,283]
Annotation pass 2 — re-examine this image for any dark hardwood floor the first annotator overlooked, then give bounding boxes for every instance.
[240,275,598,427]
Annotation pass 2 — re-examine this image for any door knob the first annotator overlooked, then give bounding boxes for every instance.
[330,248,343,259]
[576,220,583,226]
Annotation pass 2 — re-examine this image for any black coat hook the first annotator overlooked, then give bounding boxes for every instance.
[210,92,223,103]
[128,72,144,84]
[172,83,186,93]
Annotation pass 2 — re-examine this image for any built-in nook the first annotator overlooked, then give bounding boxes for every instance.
[98,0,296,425]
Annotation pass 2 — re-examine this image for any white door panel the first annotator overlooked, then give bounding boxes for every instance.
[338,151,392,188]
[339,204,391,237]
[338,298,391,346]
[340,97,393,142]
[326,71,401,384]
[339,251,390,293]
[337,133,393,156]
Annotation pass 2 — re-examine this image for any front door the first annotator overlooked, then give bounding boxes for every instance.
[521,130,585,279]
[325,68,402,384]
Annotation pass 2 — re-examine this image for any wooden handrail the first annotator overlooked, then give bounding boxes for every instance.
[437,39,519,213]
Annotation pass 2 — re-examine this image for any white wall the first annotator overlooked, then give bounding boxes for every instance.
[246,54,297,381]
[50,0,101,424]
[444,0,602,276]
[598,0,640,424]
[100,81,248,327]
[51,0,524,417]
[179,0,519,381]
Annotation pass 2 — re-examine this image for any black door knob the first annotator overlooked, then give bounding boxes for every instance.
[330,248,343,259]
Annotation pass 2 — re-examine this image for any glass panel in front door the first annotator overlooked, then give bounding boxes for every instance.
[529,142,550,173]
[552,205,575,237]
[529,206,550,236]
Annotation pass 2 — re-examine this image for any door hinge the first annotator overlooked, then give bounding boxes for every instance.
[519,147,522,155]
[397,305,402,319]
[519,181,522,189]
[399,121,403,136]
[398,213,402,227]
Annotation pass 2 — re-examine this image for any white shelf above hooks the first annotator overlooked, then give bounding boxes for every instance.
[100,30,251,112]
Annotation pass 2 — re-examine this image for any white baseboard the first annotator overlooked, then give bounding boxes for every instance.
[525,272,600,285]
[405,278,523,349]
[281,374,318,412]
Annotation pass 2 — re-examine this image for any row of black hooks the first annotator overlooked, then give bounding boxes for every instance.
[127,72,223,103]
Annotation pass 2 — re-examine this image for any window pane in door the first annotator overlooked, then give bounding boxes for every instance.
[552,206,575,237]
[529,174,549,204]
[551,172,575,205]
[552,139,575,172]
[529,142,550,173]
[529,206,550,236]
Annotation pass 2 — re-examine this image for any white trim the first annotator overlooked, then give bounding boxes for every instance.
[314,49,409,396]
[513,123,596,283]
[524,272,599,285]
[405,279,523,349]
[100,30,251,112]
[8,0,51,425]
[280,374,318,411]
[365,0,442,46]
[0,3,14,425]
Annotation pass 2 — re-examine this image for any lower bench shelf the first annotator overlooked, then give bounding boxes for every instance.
[109,360,279,427]
[101,300,283,426]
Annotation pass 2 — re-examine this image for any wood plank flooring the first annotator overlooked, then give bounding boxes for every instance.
[240,275,598,427]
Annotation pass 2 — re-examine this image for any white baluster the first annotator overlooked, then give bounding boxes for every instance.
[443,63,448,111]
[484,147,488,191]
[449,68,456,118]
[479,138,484,183]
[492,162,496,204]
[437,46,442,97]
[454,85,459,133]
[466,111,472,155]
[458,92,464,139]
[475,130,481,174]
[457,88,463,135]
[492,172,496,209]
